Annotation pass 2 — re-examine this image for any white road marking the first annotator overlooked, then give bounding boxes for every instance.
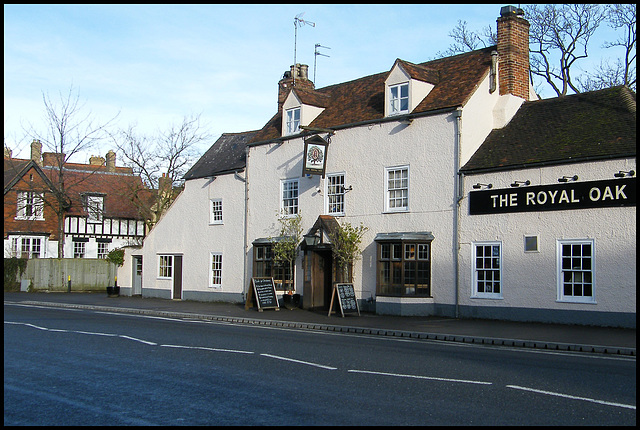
[261,353,337,370]
[161,344,253,354]
[507,385,636,410]
[348,369,492,385]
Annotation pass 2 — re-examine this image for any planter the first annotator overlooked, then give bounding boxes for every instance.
[106,286,120,297]
[282,293,301,310]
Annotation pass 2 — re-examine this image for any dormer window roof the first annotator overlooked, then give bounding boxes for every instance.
[282,88,329,136]
[384,59,439,118]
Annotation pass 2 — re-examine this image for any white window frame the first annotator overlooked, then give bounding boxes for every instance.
[281,178,299,217]
[16,191,44,220]
[389,83,409,115]
[73,241,86,259]
[210,199,223,225]
[210,252,223,289]
[385,165,409,212]
[86,195,104,223]
[325,172,346,216]
[11,236,45,258]
[158,254,173,279]
[97,242,109,259]
[285,107,301,135]
[471,241,503,299]
[557,239,596,304]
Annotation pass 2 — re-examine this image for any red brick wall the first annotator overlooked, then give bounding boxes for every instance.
[497,15,530,100]
[4,165,60,240]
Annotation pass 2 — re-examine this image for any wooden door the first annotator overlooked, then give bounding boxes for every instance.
[172,255,183,299]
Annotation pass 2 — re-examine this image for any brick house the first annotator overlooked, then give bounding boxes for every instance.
[4,140,150,259]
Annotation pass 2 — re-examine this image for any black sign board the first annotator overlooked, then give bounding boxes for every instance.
[245,277,280,312]
[302,135,328,177]
[469,178,636,215]
[328,283,360,317]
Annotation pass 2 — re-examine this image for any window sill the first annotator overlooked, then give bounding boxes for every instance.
[382,209,409,214]
[471,295,503,300]
[556,299,597,305]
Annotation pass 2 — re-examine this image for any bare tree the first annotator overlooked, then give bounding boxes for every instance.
[527,4,607,96]
[435,20,496,57]
[437,4,636,97]
[115,114,211,229]
[29,86,118,258]
[578,4,636,91]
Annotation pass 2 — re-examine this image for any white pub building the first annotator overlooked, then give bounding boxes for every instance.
[126,6,635,327]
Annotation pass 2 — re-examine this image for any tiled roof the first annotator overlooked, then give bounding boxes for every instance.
[42,166,150,219]
[395,59,440,85]
[461,85,637,173]
[250,47,494,144]
[183,130,259,180]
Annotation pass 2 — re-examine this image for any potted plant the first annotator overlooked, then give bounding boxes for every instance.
[271,212,303,309]
[105,248,125,297]
[328,221,368,283]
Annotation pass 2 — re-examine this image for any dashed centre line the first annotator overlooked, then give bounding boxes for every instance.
[6,319,635,411]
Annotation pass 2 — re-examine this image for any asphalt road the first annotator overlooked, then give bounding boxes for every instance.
[4,303,636,425]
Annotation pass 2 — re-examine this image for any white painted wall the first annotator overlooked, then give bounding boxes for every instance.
[459,158,636,316]
[139,173,247,299]
[246,111,459,305]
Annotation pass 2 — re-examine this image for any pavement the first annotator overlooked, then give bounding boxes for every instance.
[4,291,636,356]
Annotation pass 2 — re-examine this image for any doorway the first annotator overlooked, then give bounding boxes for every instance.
[172,255,183,300]
[307,249,333,310]
[132,256,142,296]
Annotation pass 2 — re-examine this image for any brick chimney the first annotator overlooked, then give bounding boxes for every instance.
[497,5,530,100]
[106,150,116,172]
[31,139,42,166]
[89,155,105,166]
[277,63,315,112]
[42,152,65,166]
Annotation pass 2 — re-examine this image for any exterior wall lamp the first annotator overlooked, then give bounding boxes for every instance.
[303,234,320,247]
[510,180,530,187]
[472,183,493,189]
[614,170,635,178]
[558,175,578,182]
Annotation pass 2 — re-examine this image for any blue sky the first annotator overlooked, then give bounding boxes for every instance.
[4,4,620,161]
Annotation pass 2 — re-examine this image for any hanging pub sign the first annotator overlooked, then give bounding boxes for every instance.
[469,177,636,215]
[302,135,328,177]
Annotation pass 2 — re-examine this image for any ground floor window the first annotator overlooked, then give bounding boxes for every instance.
[73,241,86,258]
[376,233,432,296]
[253,242,293,291]
[158,255,173,279]
[97,242,110,259]
[10,236,44,258]
[557,239,595,303]
[472,242,502,298]
[210,252,222,288]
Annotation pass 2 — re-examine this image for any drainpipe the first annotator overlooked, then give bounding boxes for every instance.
[242,148,250,302]
[453,107,463,319]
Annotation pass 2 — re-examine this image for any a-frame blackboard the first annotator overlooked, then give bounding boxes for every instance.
[328,283,360,317]
[245,277,280,312]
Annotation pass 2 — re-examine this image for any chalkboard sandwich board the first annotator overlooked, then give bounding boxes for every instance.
[328,283,360,317]
[245,277,280,312]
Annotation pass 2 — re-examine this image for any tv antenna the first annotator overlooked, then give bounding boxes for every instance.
[293,13,315,84]
[314,43,331,85]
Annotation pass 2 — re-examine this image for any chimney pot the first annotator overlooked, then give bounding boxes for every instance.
[31,139,43,166]
[106,150,116,172]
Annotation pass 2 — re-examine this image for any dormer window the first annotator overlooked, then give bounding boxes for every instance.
[389,83,409,114]
[285,107,301,135]
[83,194,104,223]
